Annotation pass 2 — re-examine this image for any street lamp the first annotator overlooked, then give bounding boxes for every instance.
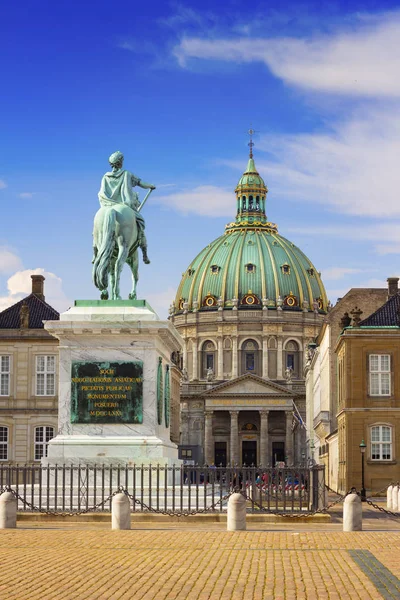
[359,439,366,501]
[310,439,315,466]
[301,451,306,466]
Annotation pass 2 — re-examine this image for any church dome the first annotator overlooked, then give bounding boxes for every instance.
[173,153,327,315]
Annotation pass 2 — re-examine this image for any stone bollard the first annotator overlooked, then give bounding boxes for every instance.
[387,484,393,510]
[392,485,399,513]
[227,492,247,531]
[111,493,131,530]
[343,491,362,532]
[0,491,17,529]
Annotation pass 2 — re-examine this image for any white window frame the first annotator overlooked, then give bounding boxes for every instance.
[35,355,56,396]
[0,426,9,461]
[34,426,55,461]
[0,356,10,397]
[369,354,391,396]
[370,425,393,461]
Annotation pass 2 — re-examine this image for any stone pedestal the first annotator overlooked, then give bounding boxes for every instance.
[43,300,182,466]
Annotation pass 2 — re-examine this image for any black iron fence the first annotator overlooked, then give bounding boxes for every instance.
[0,464,325,514]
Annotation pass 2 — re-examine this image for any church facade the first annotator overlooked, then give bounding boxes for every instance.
[170,151,327,466]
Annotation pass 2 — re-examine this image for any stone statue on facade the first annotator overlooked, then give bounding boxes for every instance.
[92,151,156,300]
[285,366,293,383]
[206,367,214,382]
[19,301,30,328]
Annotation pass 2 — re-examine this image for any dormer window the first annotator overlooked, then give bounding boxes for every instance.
[210,265,220,275]
[188,268,195,276]
[245,263,256,274]
[281,263,291,275]
[307,268,315,277]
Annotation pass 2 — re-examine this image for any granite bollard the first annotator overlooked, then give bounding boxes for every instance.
[0,491,17,529]
[392,484,399,512]
[343,492,362,532]
[227,492,247,531]
[112,493,131,530]
[387,484,393,510]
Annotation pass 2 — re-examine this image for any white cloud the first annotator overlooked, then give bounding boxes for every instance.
[18,192,34,199]
[174,12,400,97]
[155,185,233,217]
[0,248,23,274]
[254,108,400,217]
[322,267,364,281]
[0,268,71,313]
[0,180,6,190]
[146,286,176,320]
[287,222,400,253]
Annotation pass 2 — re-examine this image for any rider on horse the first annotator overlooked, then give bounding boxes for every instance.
[98,151,156,264]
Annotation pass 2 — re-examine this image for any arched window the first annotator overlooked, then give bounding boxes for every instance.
[284,340,300,377]
[248,195,254,210]
[371,425,393,461]
[241,339,259,374]
[255,196,260,210]
[202,340,216,379]
[34,426,54,460]
[0,426,9,461]
[242,196,246,210]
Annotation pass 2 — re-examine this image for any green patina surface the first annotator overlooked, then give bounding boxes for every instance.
[174,154,327,314]
[71,361,143,424]
[74,299,155,310]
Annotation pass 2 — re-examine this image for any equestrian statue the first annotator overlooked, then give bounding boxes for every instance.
[92,151,156,300]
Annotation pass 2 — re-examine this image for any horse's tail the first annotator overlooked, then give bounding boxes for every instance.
[92,208,116,290]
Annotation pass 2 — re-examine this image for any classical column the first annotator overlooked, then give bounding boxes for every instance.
[204,411,214,465]
[277,337,283,379]
[217,337,223,380]
[259,410,269,466]
[232,337,238,378]
[262,339,268,379]
[181,413,189,445]
[230,410,239,466]
[285,410,294,466]
[192,340,198,380]
[182,342,188,373]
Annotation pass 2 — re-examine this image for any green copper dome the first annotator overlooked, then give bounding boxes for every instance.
[173,155,327,314]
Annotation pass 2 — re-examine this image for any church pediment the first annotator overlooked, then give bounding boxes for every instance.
[203,374,297,397]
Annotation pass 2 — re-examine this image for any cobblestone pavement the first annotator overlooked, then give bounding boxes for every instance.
[1,528,400,599]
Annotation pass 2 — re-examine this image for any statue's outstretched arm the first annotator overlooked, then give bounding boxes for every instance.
[138,179,156,190]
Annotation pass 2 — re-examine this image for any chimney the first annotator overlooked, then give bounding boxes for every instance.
[387,277,399,298]
[31,275,45,301]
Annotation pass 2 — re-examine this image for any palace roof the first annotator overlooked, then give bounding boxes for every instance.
[359,293,400,327]
[0,294,59,329]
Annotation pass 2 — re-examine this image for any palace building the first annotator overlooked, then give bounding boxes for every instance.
[170,150,328,466]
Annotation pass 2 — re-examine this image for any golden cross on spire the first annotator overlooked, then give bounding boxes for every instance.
[246,126,257,158]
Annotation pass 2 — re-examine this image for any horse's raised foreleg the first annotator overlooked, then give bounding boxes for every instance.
[127,250,139,300]
[113,235,129,300]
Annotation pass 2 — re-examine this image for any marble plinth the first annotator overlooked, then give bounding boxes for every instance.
[43,300,183,466]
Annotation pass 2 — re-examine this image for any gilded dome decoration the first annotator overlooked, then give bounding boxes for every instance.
[173,153,327,315]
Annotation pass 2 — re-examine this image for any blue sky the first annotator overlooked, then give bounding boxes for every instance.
[1,0,400,317]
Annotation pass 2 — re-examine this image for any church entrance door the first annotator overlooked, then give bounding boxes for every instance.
[272,442,285,465]
[242,441,257,466]
[214,442,227,466]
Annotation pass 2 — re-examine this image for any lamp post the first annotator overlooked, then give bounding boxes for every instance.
[359,439,366,501]
[310,439,315,466]
[301,451,306,466]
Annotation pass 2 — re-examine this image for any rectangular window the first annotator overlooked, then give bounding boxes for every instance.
[206,354,214,370]
[286,353,295,370]
[34,426,54,460]
[371,425,392,460]
[0,356,10,396]
[369,354,390,396]
[0,427,8,460]
[36,356,56,396]
[245,352,255,371]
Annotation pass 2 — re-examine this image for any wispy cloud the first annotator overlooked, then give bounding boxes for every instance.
[0,248,23,274]
[155,185,233,217]
[322,267,365,281]
[0,180,7,190]
[174,12,400,97]
[18,192,34,199]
